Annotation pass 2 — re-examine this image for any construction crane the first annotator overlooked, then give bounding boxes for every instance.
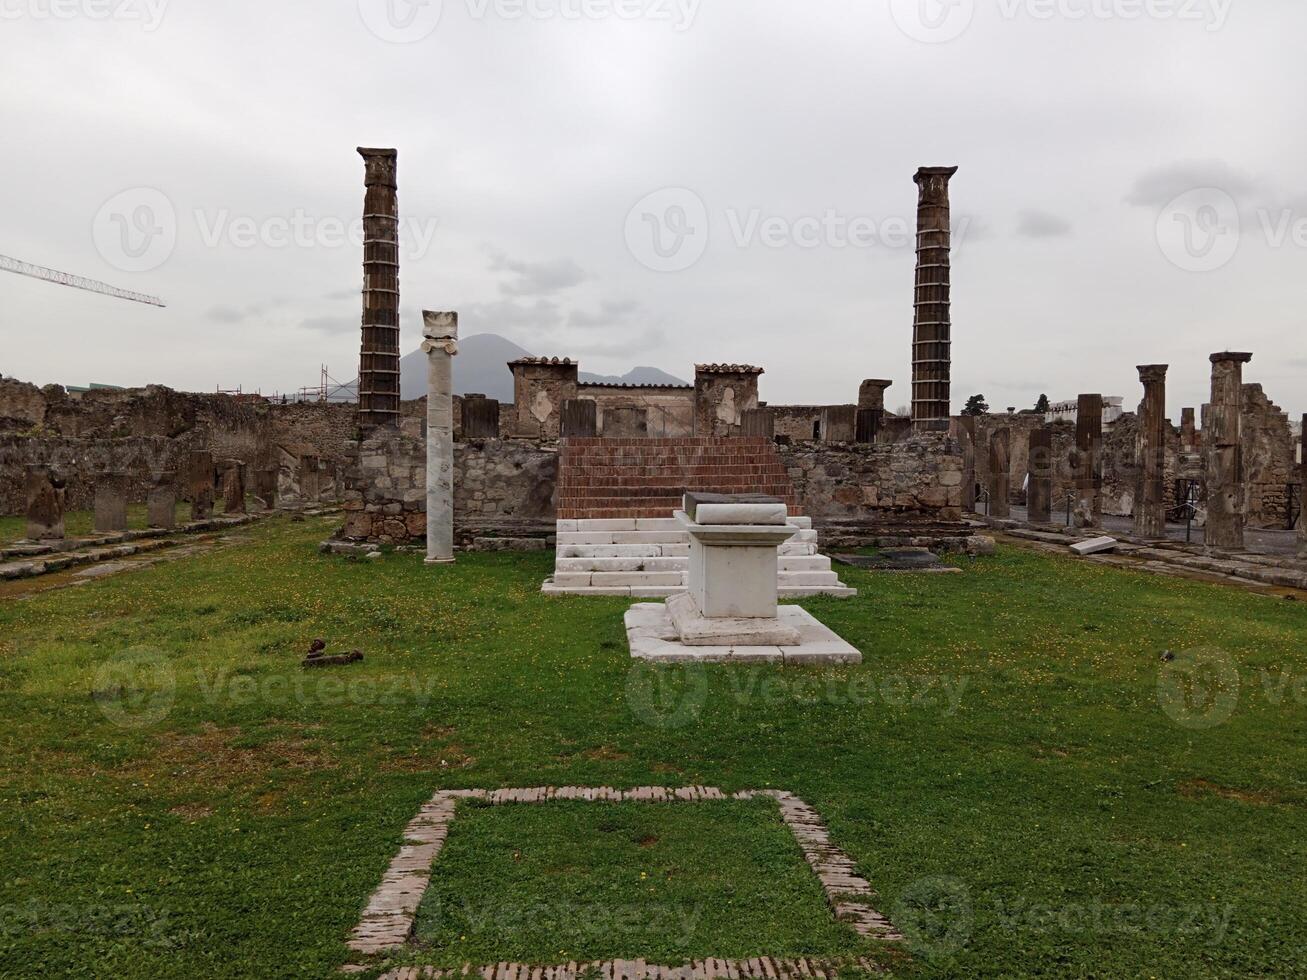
[0,253,165,308]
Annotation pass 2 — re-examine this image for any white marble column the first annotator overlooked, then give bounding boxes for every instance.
[422,311,458,565]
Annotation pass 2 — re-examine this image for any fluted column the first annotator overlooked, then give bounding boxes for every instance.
[988,428,1010,518]
[1134,365,1169,538]
[1204,352,1252,551]
[1073,394,1103,528]
[358,147,401,432]
[1299,415,1306,558]
[911,166,958,432]
[1027,425,1053,524]
[423,311,459,565]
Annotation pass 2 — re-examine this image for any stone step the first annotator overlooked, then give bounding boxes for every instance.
[557,542,818,559]
[555,554,832,573]
[542,581,856,598]
[555,528,820,547]
[558,517,813,532]
[551,568,846,589]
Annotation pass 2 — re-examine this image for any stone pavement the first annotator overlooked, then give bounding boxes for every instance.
[347,787,901,968]
[369,955,891,979]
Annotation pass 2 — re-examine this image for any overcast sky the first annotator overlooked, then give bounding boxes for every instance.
[2,0,1304,421]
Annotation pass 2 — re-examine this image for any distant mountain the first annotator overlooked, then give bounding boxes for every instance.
[398,335,689,400]
[399,333,531,401]
[579,366,690,387]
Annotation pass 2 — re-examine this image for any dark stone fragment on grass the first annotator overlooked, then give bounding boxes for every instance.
[309,638,327,654]
[302,650,363,669]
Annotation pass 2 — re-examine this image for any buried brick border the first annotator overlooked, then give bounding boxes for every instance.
[346,787,903,973]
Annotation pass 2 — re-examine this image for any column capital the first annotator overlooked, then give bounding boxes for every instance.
[1209,351,1252,365]
[422,311,459,355]
[1137,364,1169,384]
[357,147,397,188]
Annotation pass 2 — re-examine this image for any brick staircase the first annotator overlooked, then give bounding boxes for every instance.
[557,437,799,520]
[545,438,854,598]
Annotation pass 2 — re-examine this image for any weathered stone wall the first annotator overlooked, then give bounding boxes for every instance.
[772,406,862,443]
[694,366,762,437]
[0,380,357,515]
[0,378,49,428]
[576,385,695,438]
[509,360,578,438]
[779,434,963,522]
[1242,383,1295,527]
[341,419,559,545]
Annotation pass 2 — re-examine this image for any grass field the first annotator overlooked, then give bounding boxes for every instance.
[0,515,1304,978]
[0,501,200,545]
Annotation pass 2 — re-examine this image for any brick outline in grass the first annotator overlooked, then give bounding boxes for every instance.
[347,786,903,965]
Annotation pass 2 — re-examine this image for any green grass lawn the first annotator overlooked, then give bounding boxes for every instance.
[0,500,196,544]
[411,798,860,966]
[0,515,1304,978]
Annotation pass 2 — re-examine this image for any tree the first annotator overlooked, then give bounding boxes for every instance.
[963,394,989,416]
[1034,393,1051,413]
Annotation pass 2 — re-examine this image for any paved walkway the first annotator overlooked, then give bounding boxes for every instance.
[998,505,1300,557]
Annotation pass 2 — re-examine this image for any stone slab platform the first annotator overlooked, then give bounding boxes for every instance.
[625,603,862,665]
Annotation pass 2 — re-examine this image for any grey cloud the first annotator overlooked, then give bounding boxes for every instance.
[1016,210,1072,239]
[1125,161,1263,208]
[569,298,640,328]
[299,314,355,334]
[487,249,587,297]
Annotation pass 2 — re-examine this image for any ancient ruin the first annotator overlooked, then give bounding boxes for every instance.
[1134,365,1168,538]
[423,311,458,565]
[910,166,958,432]
[1204,353,1252,551]
[357,147,402,433]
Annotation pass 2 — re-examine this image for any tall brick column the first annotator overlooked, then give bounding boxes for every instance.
[1027,425,1053,524]
[988,428,1010,518]
[423,311,458,565]
[1299,414,1306,558]
[358,147,401,433]
[1134,365,1169,538]
[1203,352,1252,551]
[1073,394,1103,528]
[911,166,958,432]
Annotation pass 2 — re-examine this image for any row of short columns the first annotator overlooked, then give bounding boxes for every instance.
[962,353,1301,555]
[20,454,278,543]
